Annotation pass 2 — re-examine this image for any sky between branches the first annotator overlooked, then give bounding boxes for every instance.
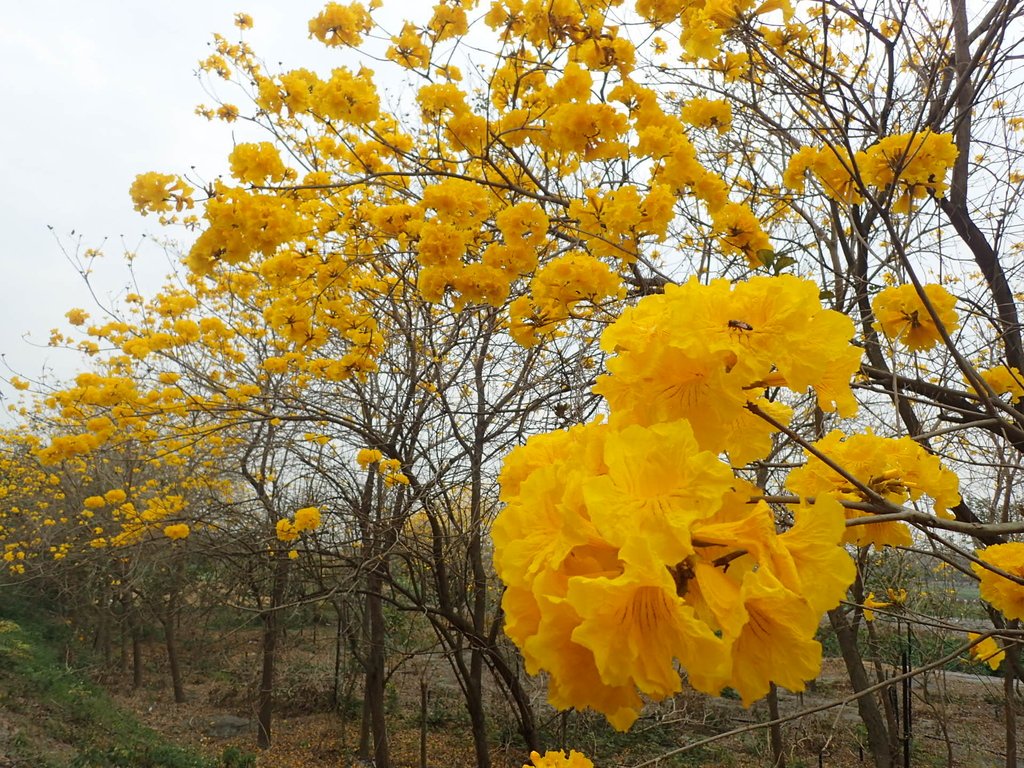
[0,1,414,404]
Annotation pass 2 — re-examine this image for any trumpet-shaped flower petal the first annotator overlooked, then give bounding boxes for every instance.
[582,421,736,565]
[568,555,731,700]
[967,633,1005,671]
[872,283,959,352]
[973,543,1024,620]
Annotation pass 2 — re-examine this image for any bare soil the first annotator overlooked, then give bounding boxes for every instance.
[102,625,1023,768]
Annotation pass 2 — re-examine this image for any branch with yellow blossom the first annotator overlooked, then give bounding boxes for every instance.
[759,494,1024,539]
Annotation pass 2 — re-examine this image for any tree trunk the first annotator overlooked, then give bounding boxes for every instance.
[365,565,391,768]
[465,663,489,768]
[161,557,186,704]
[332,603,344,709]
[484,646,541,753]
[257,553,290,749]
[865,619,901,758]
[359,696,372,759]
[95,605,112,666]
[767,683,786,767]
[466,358,492,768]
[132,620,144,690]
[161,611,186,703]
[829,609,893,768]
[1004,638,1020,768]
[119,609,129,674]
[420,680,429,768]
[123,593,143,690]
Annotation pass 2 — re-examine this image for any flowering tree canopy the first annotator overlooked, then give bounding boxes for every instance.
[6,0,1024,766]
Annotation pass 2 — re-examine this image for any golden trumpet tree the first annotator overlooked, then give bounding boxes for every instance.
[7,0,1024,766]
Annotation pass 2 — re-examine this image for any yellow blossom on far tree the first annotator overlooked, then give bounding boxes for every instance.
[129,172,194,216]
[978,365,1024,402]
[872,283,959,352]
[66,308,89,326]
[973,542,1024,620]
[967,633,1005,671]
[525,750,594,768]
[293,506,321,532]
[308,2,373,47]
[357,448,383,467]
[862,592,891,621]
[787,429,960,548]
[163,523,190,541]
[104,488,127,505]
[276,519,299,543]
[680,97,732,133]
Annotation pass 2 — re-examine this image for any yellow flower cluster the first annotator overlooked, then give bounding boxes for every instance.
[566,185,676,263]
[228,142,289,185]
[495,418,854,728]
[163,523,190,541]
[129,172,194,217]
[680,97,732,133]
[872,283,959,352]
[66,308,89,326]
[861,592,890,621]
[786,430,960,548]
[293,506,322,532]
[410,178,547,309]
[317,66,380,125]
[967,633,1005,671]
[525,750,594,768]
[379,459,409,486]
[594,275,861,464]
[977,365,1024,402]
[307,2,374,47]
[105,489,127,504]
[188,183,306,273]
[509,253,626,346]
[276,519,300,543]
[633,0,794,60]
[785,132,958,212]
[860,132,959,208]
[387,21,431,68]
[356,448,384,467]
[495,275,860,729]
[973,543,1024,621]
[110,494,190,548]
[355,449,409,486]
[276,506,323,543]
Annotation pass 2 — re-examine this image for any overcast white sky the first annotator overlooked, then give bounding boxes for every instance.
[0,2,407,404]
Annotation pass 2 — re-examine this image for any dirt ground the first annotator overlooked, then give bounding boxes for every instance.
[104,627,1023,768]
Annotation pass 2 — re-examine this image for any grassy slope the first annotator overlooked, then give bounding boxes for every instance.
[0,593,226,768]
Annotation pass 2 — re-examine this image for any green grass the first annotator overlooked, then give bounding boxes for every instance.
[0,591,247,768]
